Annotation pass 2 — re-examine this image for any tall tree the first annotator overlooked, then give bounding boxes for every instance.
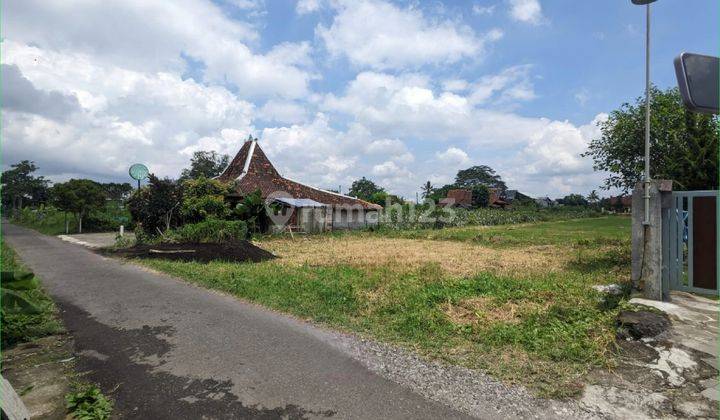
[587,190,600,204]
[1,160,50,213]
[421,181,434,199]
[127,175,183,235]
[454,165,507,191]
[584,86,718,192]
[51,179,107,233]
[348,177,384,201]
[180,151,230,180]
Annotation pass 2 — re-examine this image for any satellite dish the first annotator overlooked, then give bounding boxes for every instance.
[129,163,149,187]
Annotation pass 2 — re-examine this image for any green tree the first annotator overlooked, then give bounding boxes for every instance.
[180,177,231,223]
[179,150,230,180]
[454,165,507,191]
[233,189,271,234]
[470,185,490,208]
[348,177,384,201]
[584,86,718,191]
[127,175,183,236]
[1,160,50,214]
[587,190,600,205]
[421,181,434,199]
[559,194,589,207]
[51,179,107,233]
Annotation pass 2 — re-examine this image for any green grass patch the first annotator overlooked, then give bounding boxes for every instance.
[1,238,63,347]
[140,217,631,397]
[66,382,113,420]
[374,216,630,247]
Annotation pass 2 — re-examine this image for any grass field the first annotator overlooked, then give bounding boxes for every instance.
[139,215,631,397]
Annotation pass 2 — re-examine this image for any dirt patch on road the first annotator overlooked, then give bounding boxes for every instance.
[259,236,566,277]
[104,241,276,263]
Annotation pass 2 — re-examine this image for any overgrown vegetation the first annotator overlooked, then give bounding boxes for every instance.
[1,239,62,347]
[378,204,603,231]
[11,204,131,235]
[66,383,113,420]
[140,216,632,397]
[169,218,248,243]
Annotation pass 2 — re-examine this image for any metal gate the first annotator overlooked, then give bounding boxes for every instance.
[663,190,718,296]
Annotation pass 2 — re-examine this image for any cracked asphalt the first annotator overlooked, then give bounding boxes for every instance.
[3,222,474,419]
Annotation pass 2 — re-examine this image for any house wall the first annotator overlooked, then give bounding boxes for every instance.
[331,207,378,230]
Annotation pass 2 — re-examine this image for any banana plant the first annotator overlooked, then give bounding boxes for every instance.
[1,271,44,315]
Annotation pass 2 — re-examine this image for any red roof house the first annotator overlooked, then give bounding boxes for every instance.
[218,138,381,231]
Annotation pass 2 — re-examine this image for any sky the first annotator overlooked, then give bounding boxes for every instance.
[2,0,718,199]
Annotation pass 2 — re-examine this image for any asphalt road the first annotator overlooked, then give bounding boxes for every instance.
[3,223,472,419]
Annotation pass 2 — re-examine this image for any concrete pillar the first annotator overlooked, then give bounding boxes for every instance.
[631,180,673,300]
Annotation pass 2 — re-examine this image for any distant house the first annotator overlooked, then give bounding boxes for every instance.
[502,190,533,204]
[488,188,510,209]
[535,197,555,208]
[218,138,381,232]
[608,195,632,212]
[439,189,472,208]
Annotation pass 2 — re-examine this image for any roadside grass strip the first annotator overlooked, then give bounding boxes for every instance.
[140,216,631,397]
[1,239,63,346]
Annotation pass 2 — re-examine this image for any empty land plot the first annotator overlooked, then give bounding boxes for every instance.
[139,216,632,397]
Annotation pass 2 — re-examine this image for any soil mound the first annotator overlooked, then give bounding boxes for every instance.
[105,241,275,263]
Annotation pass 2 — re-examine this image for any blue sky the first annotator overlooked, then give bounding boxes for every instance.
[3,0,718,199]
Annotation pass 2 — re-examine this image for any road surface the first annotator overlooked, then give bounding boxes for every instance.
[3,223,472,419]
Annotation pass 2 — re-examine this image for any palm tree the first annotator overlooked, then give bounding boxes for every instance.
[587,190,600,204]
[421,181,434,199]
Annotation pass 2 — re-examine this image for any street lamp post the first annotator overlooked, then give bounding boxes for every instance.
[631,0,658,225]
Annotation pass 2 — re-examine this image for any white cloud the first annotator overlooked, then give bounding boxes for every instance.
[442,79,470,92]
[473,4,497,15]
[296,0,323,14]
[258,100,309,124]
[508,0,544,25]
[502,113,609,196]
[322,70,609,197]
[323,70,542,144]
[436,147,470,167]
[468,64,536,105]
[3,0,312,98]
[317,0,503,70]
[574,88,590,106]
[2,41,255,180]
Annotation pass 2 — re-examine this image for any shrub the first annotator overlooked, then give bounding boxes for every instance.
[171,218,248,243]
[1,241,62,347]
[66,383,113,420]
[180,177,232,223]
[127,175,183,236]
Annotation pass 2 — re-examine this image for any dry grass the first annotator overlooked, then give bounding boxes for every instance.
[257,236,569,277]
[442,297,549,325]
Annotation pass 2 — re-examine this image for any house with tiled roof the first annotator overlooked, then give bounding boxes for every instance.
[217,137,381,232]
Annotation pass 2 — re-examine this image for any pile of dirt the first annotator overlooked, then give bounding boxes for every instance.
[105,241,276,263]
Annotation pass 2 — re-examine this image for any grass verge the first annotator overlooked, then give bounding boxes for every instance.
[139,216,631,397]
[1,238,63,346]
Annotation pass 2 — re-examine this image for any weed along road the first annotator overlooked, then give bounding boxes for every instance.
[2,222,473,419]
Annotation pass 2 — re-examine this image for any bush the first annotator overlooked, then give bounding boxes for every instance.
[170,218,248,243]
[66,383,113,420]
[1,241,62,347]
[180,177,232,223]
[127,175,183,236]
